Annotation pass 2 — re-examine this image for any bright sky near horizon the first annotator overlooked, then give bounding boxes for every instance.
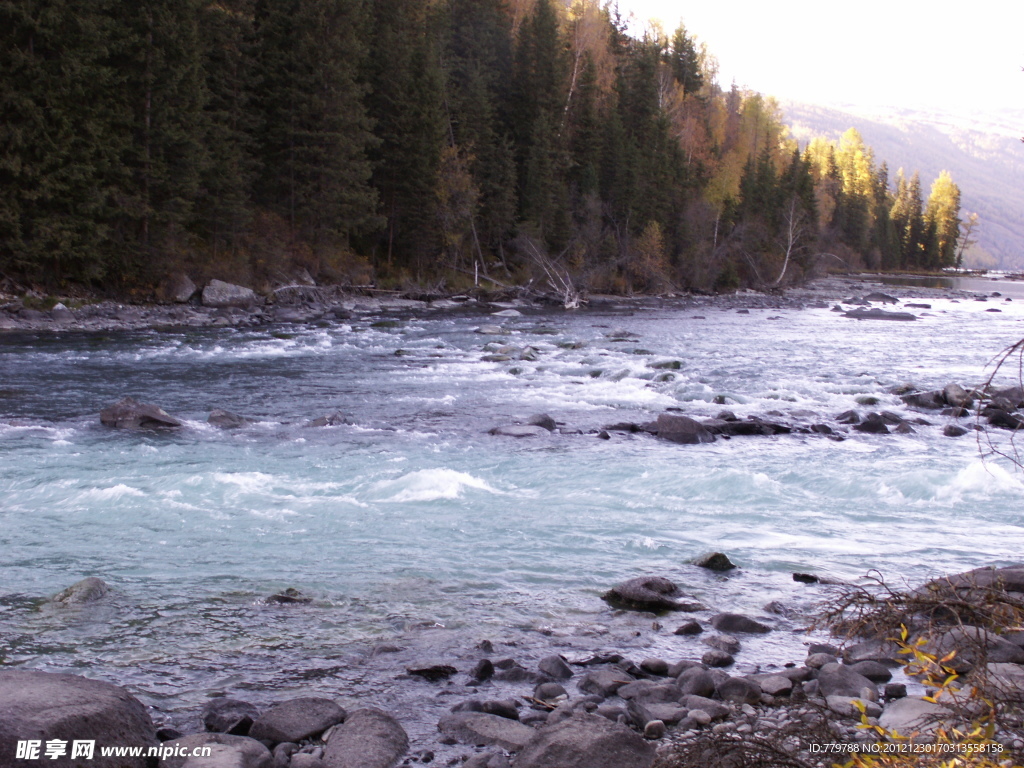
[621,0,1022,117]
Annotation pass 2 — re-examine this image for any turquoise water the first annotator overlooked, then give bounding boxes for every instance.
[2,296,1023,731]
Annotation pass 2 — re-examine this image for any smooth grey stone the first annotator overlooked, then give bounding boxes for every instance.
[163,734,273,768]
[323,708,408,768]
[437,712,535,751]
[510,713,654,768]
[249,698,346,744]
[0,670,158,768]
[538,655,573,680]
[878,697,953,736]
[817,663,878,699]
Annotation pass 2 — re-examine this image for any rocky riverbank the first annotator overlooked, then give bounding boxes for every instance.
[0,273,1012,335]
[4,565,1024,768]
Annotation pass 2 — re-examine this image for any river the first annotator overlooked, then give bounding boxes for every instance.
[1,287,1023,739]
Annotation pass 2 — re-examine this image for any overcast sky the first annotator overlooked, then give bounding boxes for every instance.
[621,0,1022,117]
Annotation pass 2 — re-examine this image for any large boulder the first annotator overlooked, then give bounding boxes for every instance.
[579,668,635,698]
[922,626,1024,673]
[100,397,183,429]
[0,669,158,768]
[203,279,259,309]
[511,713,654,768]
[914,566,1024,618]
[203,699,261,735]
[162,733,273,768]
[159,273,198,304]
[437,712,535,751]
[677,668,716,698]
[653,414,714,444]
[323,708,408,768]
[878,697,953,737]
[248,697,346,744]
[942,383,974,408]
[982,663,1024,699]
[901,390,946,410]
[817,663,877,699]
[602,576,691,612]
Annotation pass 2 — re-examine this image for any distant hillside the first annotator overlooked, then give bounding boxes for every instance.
[782,102,1024,270]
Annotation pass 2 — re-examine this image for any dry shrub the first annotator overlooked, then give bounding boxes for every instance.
[654,731,816,768]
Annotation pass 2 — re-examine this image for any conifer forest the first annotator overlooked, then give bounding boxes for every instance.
[0,0,964,294]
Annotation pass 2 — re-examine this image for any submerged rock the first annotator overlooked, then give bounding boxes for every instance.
[490,425,549,437]
[208,409,254,429]
[407,662,458,682]
[100,396,183,429]
[693,552,736,571]
[306,412,350,428]
[709,612,771,634]
[844,307,917,321]
[852,412,890,434]
[265,587,312,604]
[901,390,946,410]
[652,413,714,444]
[51,576,110,606]
[603,576,690,612]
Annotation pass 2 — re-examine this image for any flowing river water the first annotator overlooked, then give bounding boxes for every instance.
[2,285,1023,741]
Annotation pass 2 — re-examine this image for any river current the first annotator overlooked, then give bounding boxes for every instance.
[2,289,1023,735]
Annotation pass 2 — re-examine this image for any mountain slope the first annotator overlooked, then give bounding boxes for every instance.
[782,102,1024,269]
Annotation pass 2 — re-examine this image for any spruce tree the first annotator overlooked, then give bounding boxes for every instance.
[253,0,378,252]
[104,0,208,281]
[365,0,446,275]
[196,0,260,253]
[0,0,123,284]
[442,0,517,260]
[511,0,570,248]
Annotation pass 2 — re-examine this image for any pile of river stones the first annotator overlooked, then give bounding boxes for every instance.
[5,564,1024,768]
